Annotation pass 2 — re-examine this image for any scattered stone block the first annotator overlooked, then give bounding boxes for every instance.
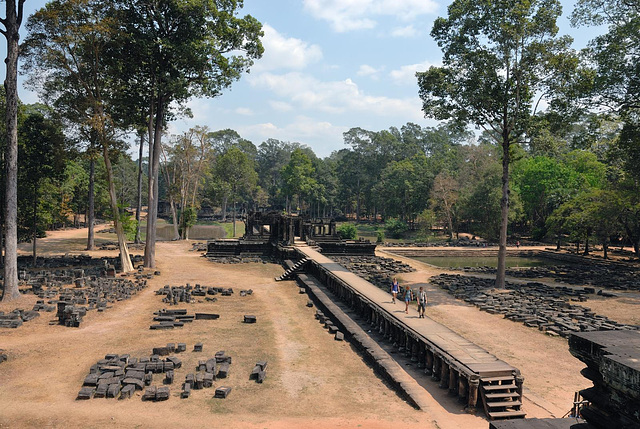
[123,378,145,390]
[217,362,230,378]
[107,384,121,399]
[142,386,157,401]
[203,372,214,388]
[166,356,182,369]
[152,346,171,356]
[77,386,94,400]
[155,386,170,401]
[195,313,220,320]
[176,343,187,353]
[243,315,257,323]
[119,384,135,399]
[181,383,191,399]
[193,343,203,352]
[164,370,174,385]
[214,386,232,398]
[335,331,344,341]
[83,373,99,386]
[194,373,204,389]
[94,383,108,398]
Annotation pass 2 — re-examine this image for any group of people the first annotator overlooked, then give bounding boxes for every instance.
[391,277,427,318]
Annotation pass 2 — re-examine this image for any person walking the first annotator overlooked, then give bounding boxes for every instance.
[391,277,399,303]
[417,286,427,318]
[404,287,413,314]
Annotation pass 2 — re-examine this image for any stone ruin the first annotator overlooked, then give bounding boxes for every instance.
[77,348,184,401]
[0,349,7,364]
[570,331,640,428]
[206,211,376,261]
[149,308,220,330]
[2,256,154,329]
[460,260,640,292]
[76,343,245,401]
[0,309,40,328]
[431,274,637,338]
[155,283,249,305]
[490,331,640,429]
[329,255,415,291]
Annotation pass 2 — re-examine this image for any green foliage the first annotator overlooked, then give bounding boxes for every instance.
[180,206,197,236]
[119,209,138,242]
[376,230,385,243]
[385,218,408,239]
[281,148,318,211]
[337,223,358,240]
[416,209,437,242]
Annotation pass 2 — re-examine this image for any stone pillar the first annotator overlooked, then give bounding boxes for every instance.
[411,341,418,362]
[439,362,449,389]
[425,349,433,375]
[458,374,468,403]
[449,368,458,396]
[467,376,480,412]
[432,356,441,381]
[515,373,524,398]
[417,343,425,368]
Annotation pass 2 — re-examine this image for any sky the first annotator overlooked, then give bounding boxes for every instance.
[2,0,605,158]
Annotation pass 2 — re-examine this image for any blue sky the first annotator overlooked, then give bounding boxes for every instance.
[4,0,604,158]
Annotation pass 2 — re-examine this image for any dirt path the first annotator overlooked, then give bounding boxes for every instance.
[1,228,621,428]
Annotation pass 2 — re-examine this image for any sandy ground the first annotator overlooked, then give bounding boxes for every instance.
[1,229,636,428]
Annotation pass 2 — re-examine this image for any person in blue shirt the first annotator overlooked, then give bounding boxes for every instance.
[391,277,399,304]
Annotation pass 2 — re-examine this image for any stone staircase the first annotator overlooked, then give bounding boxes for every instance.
[480,375,526,420]
[275,258,310,281]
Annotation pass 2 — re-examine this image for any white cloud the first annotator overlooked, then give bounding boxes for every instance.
[240,116,348,154]
[268,100,294,112]
[248,72,423,120]
[391,25,419,38]
[252,24,323,72]
[389,60,437,85]
[356,64,382,78]
[234,107,253,116]
[303,0,438,32]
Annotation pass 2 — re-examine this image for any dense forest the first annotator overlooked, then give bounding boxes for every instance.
[1,0,640,301]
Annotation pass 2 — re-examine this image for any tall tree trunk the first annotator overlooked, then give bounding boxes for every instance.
[103,145,134,273]
[603,240,608,260]
[232,201,237,237]
[496,134,510,289]
[144,97,163,268]
[169,197,180,240]
[1,0,24,301]
[86,157,95,250]
[583,235,590,255]
[32,185,37,267]
[222,196,228,221]
[135,132,144,244]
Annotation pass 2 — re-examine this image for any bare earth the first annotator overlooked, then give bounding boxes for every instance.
[1,229,637,428]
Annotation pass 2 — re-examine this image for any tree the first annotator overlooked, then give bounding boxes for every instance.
[211,147,258,237]
[281,148,317,214]
[0,0,25,301]
[113,0,263,268]
[418,0,577,288]
[18,107,67,265]
[430,171,459,239]
[23,0,134,273]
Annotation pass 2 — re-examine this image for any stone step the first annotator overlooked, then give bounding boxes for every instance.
[487,400,522,408]
[487,410,526,420]
[483,383,516,391]
[485,392,520,399]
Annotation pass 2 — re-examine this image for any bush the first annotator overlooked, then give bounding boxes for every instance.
[376,230,385,243]
[337,223,358,240]
[385,218,408,239]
